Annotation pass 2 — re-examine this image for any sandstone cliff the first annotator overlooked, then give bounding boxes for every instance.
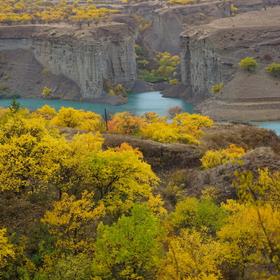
[181,7,280,121]
[0,23,136,101]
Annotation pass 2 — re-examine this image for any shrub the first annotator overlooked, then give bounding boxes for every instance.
[170,197,227,233]
[108,84,127,97]
[35,105,57,120]
[139,70,165,83]
[169,79,179,85]
[201,144,245,169]
[167,0,193,5]
[108,112,144,135]
[211,83,224,94]
[230,4,238,16]
[266,62,280,78]
[41,87,52,98]
[239,57,257,72]
[156,52,180,81]
[50,107,104,132]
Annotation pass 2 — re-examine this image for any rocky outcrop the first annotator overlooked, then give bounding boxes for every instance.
[0,23,136,101]
[142,1,224,54]
[201,123,280,153]
[186,147,280,201]
[130,0,279,54]
[103,133,203,170]
[180,7,280,120]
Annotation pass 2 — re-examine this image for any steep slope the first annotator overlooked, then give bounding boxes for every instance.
[0,23,136,101]
[181,7,280,121]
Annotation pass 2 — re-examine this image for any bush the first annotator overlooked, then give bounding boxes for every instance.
[50,107,104,132]
[201,144,245,169]
[170,197,227,233]
[168,0,193,5]
[35,105,57,120]
[239,57,257,72]
[109,84,127,97]
[230,4,238,16]
[211,83,224,94]
[41,87,52,98]
[108,112,144,135]
[266,62,280,77]
[169,79,179,85]
[139,70,165,83]
[156,52,180,81]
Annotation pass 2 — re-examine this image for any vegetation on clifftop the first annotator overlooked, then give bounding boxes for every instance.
[0,0,118,25]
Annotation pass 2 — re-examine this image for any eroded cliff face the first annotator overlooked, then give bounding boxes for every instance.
[181,33,223,100]
[130,0,278,54]
[142,1,223,54]
[0,23,136,100]
[180,7,280,120]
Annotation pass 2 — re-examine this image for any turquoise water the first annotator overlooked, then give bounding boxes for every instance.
[255,122,280,136]
[1,92,280,136]
[0,91,193,116]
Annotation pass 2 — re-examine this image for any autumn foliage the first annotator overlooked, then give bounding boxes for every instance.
[0,105,279,280]
[0,0,118,24]
[108,112,214,145]
[201,144,246,169]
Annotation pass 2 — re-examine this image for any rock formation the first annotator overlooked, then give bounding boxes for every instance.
[129,0,278,54]
[186,147,280,201]
[181,7,280,121]
[0,22,137,101]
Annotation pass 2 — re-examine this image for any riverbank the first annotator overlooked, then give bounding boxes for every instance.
[197,99,280,122]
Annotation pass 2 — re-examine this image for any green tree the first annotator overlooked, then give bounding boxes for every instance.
[170,197,227,234]
[92,204,163,280]
[35,253,93,280]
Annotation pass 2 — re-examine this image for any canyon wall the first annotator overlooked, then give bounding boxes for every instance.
[180,7,280,120]
[132,0,279,54]
[0,23,136,100]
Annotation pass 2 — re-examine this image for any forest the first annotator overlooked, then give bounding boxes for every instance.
[0,0,280,279]
[0,0,118,24]
[0,103,279,280]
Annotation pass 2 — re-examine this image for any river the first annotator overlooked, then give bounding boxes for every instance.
[0,91,279,136]
[0,91,193,116]
[252,121,280,136]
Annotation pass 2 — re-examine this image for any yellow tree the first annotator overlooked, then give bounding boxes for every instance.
[0,228,15,270]
[0,113,89,195]
[108,112,145,135]
[86,143,159,216]
[157,229,223,280]
[230,169,280,275]
[41,191,105,253]
[34,105,57,120]
[50,107,104,132]
[218,200,280,278]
